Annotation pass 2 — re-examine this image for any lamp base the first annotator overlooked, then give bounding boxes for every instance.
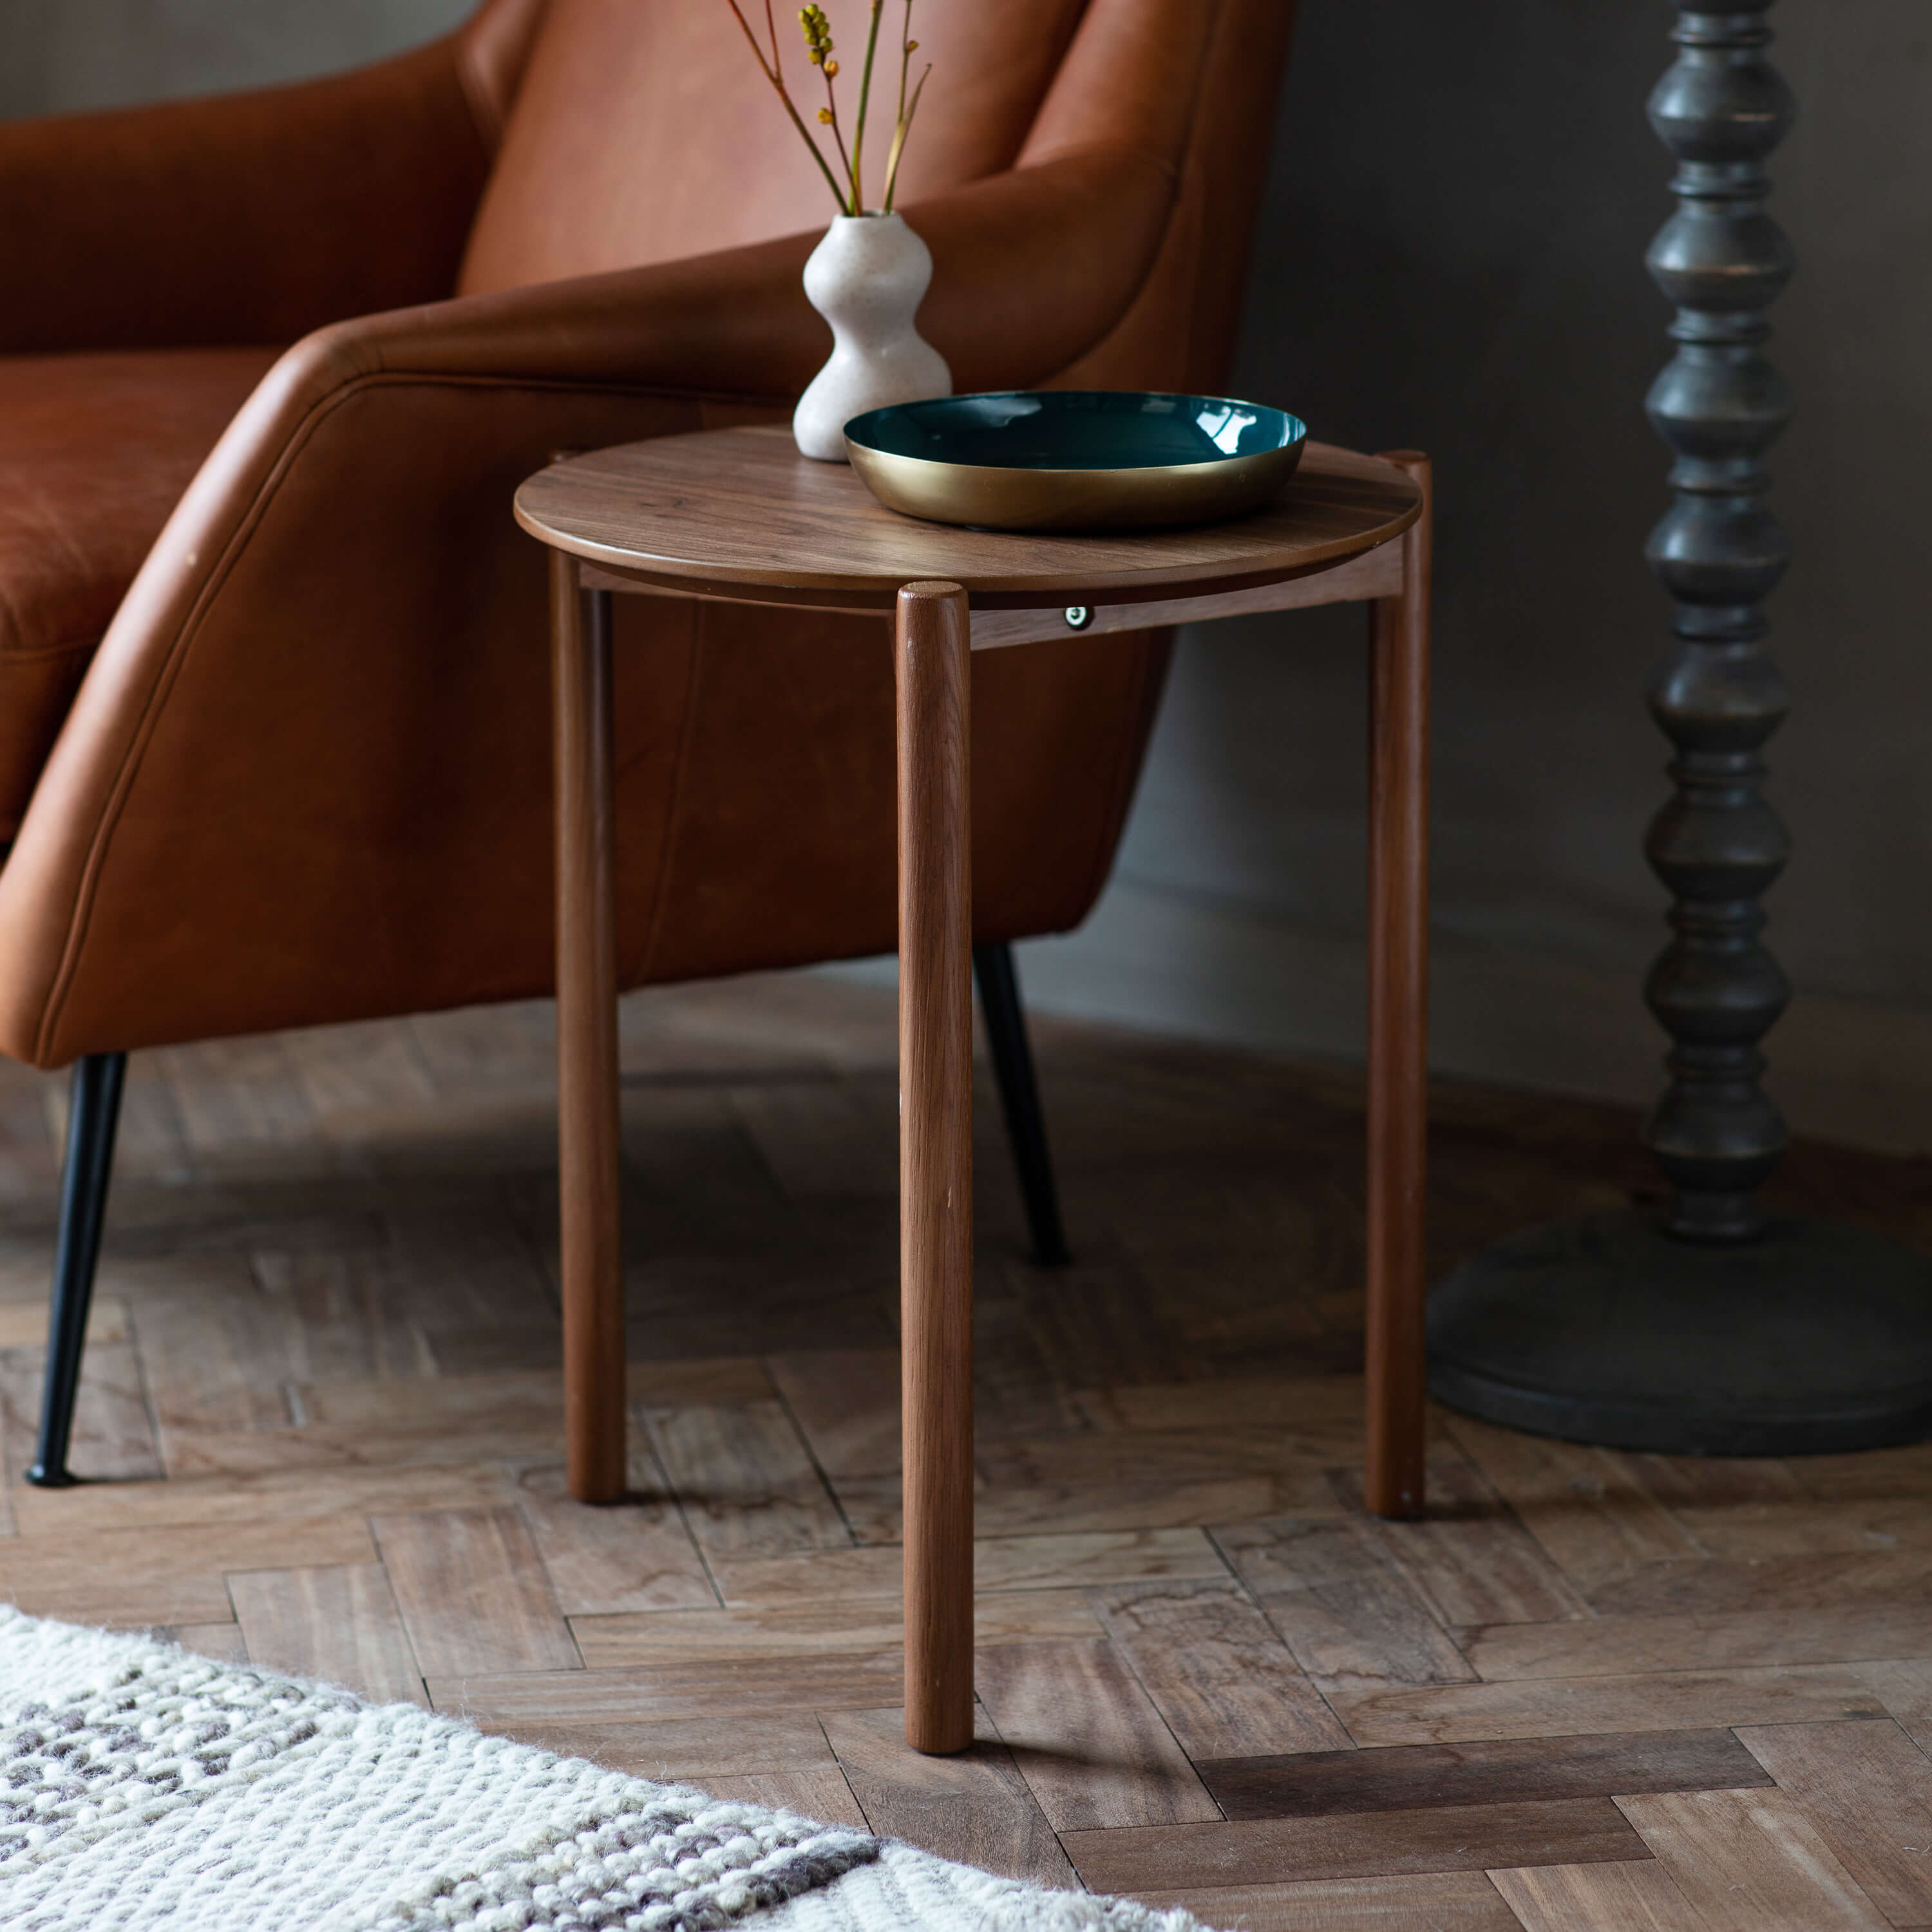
[1428,1208,1932,1456]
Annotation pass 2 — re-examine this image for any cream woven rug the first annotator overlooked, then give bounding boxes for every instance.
[0,1607,1209,1931]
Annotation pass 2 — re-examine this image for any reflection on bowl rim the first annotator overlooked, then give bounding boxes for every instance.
[842,390,1309,475]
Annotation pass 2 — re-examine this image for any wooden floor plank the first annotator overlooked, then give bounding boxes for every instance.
[1490,1858,1709,1932]
[282,1017,439,1118]
[1618,1788,1891,1932]
[408,998,555,1089]
[1334,1455,1591,1629]
[0,1515,377,1627]
[9,1459,516,1537]
[617,1083,789,1230]
[158,1035,319,1164]
[728,1082,898,1202]
[158,1622,251,1664]
[428,1652,909,1723]
[514,1463,716,1615]
[1200,1730,1772,1822]
[974,1638,1221,1831]
[1441,1417,1704,1598]
[971,1294,1094,1443]
[980,1425,1359,1491]
[823,1706,1079,1888]
[0,1340,164,1482]
[466,1711,837,1780]
[644,1401,852,1560]
[1329,1665,1886,1748]
[0,1298,128,1349]
[1063,1797,1646,1893]
[3,1573,236,1629]
[378,1197,564,1338]
[1079,1374,1370,1439]
[31,1249,285,1305]
[229,1562,428,1705]
[372,1507,580,1676]
[764,1347,901,1479]
[710,1528,1227,1606]
[1665,1496,1932,1559]
[1587,1548,1932,1617]
[1736,1718,1932,1929]
[1855,1658,1932,1757]
[1789,1441,1932,1504]
[298,1369,562,1430]
[706,1768,869,1830]
[1622,1452,1804,1512]
[249,1250,433,1385]
[1215,1516,1477,1699]
[1092,1578,1354,1759]
[168,1370,571,1472]
[1007,1250,1202,1392]
[833,1469,1310,1544]
[627,1359,782,1408]
[158,1416,564,1477]
[570,1591,1101,1668]
[1133,1873,1520,1931]
[131,1291,299,1434]
[1465,1604,1932,1681]
[67,1054,193,1191]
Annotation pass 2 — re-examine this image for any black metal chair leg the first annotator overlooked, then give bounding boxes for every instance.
[972,943,1070,1267]
[26,1051,127,1488]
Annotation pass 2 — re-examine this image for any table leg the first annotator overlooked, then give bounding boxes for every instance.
[1365,454,1434,1520]
[895,580,975,1754]
[552,556,627,1503]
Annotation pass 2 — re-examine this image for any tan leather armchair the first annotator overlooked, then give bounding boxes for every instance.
[0,0,1296,1482]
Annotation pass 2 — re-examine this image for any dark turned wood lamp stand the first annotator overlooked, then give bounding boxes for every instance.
[1429,0,1932,1456]
[516,424,1431,1754]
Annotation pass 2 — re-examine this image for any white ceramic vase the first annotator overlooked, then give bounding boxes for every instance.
[793,212,952,462]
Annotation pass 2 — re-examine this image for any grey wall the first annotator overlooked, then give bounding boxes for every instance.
[6,1,1929,1146]
[0,0,469,117]
[1018,0,1932,1153]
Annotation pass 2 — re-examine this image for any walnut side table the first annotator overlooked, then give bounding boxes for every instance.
[515,424,1430,1756]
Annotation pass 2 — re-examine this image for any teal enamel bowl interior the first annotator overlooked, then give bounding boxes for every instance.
[843,390,1309,533]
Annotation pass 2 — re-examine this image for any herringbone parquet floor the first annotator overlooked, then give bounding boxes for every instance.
[4,971,1932,1930]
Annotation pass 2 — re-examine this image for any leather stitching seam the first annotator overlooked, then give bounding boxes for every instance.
[34,372,735,1061]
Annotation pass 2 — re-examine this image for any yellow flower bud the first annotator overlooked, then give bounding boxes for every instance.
[824,58,838,76]
[817,106,833,122]
[907,39,918,51]
[797,5,834,62]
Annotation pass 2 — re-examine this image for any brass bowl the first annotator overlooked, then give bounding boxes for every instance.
[843,390,1308,533]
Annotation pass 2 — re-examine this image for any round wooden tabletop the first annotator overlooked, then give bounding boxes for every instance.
[515,424,1422,612]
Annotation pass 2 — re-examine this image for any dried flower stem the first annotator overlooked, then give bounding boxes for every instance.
[849,1,886,216]
[895,0,914,126]
[723,0,929,219]
[723,0,851,213]
[819,73,856,196]
[882,1,929,214]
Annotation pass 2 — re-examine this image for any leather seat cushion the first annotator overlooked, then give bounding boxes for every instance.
[0,347,277,838]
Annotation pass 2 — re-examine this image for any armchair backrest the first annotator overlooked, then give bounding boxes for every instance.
[456,0,1089,294]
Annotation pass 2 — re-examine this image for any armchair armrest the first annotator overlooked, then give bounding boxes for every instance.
[0,37,497,354]
[0,142,1181,1065]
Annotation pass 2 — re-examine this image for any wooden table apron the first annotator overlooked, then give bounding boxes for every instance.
[521,430,1432,1757]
